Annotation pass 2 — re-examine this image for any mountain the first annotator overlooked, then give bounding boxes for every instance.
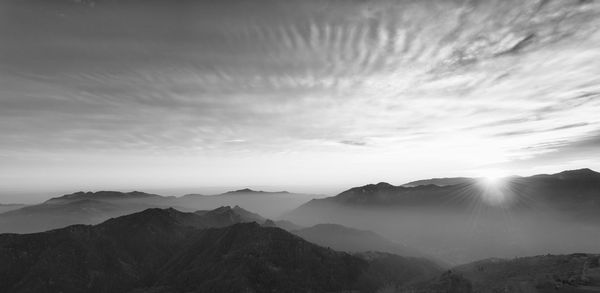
[0,188,309,233]
[0,199,130,233]
[292,223,422,258]
[286,169,600,264]
[0,190,179,234]
[45,190,169,204]
[181,188,292,198]
[178,189,317,219]
[403,253,600,293]
[0,208,202,293]
[263,219,304,231]
[402,177,473,187]
[194,205,267,227]
[294,169,600,210]
[220,188,291,195]
[0,207,442,293]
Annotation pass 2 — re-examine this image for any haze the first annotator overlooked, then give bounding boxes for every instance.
[1,0,600,203]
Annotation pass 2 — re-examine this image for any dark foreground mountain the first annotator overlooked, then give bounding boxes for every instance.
[0,207,442,293]
[286,169,600,264]
[403,253,600,293]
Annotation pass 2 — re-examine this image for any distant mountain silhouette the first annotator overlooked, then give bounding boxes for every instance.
[403,253,600,293]
[293,168,600,213]
[402,177,473,187]
[0,190,178,233]
[0,198,129,233]
[0,188,297,233]
[46,190,168,204]
[178,189,316,219]
[286,169,600,264]
[0,207,442,293]
[220,188,291,196]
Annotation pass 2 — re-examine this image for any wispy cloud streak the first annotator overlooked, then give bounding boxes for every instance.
[1,0,599,193]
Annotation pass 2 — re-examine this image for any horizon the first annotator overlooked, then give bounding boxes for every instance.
[2,0,600,202]
[2,1,600,290]
[2,166,596,204]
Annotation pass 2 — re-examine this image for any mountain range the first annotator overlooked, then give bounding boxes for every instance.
[2,205,598,292]
[1,168,599,264]
[294,169,600,211]
[285,169,600,264]
[403,253,600,293]
[292,223,423,258]
[0,191,173,234]
[0,189,313,234]
[0,207,443,293]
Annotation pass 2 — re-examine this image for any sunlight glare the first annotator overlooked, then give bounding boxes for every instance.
[477,169,509,205]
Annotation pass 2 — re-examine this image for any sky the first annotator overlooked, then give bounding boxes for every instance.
[1,0,600,202]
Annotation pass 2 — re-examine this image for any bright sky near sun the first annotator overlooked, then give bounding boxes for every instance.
[1,0,600,202]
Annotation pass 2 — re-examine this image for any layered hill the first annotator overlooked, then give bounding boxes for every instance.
[194,205,267,227]
[285,169,600,264]
[402,177,473,187]
[180,188,315,219]
[403,253,600,293]
[292,223,422,258]
[0,191,177,233]
[45,190,169,204]
[0,187,312,233]
[219,188,291,196]
[293,169,600,212]
[0,207,442,293]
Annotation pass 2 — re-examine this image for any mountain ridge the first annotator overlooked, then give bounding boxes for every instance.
[295,168,600,208]
[0,207,443,293]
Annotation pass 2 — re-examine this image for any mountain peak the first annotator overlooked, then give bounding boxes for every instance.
[348,182,399,194]
[47,190,162,203]
[223,188,261,194]
[195,205,266,227]
[99,207,206,231]
[556,168,599,177]
[235,188,255,193]
[222,188,290,195]
[376,182,394,187]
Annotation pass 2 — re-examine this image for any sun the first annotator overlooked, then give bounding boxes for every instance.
[482,174,502,186]
[478,169,507,187]
[476,169,510,205]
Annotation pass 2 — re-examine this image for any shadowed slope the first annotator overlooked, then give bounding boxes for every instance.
[293,223,422,258]
[294,169,600,211]
[0,207,443,293]
[403,253,600,293]
[285,169,600,264]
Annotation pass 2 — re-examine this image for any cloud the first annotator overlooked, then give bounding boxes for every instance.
[1,0,600,193]
[339,140,367,147]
